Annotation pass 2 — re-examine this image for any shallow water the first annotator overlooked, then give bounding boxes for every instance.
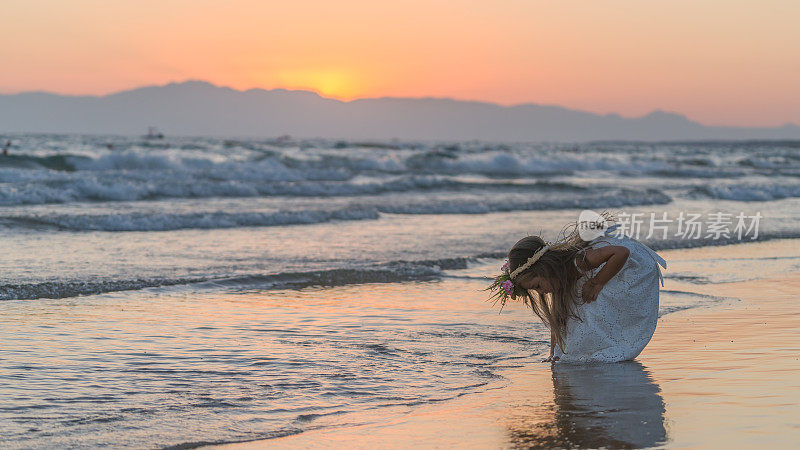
[0,280,542,448]
[0,260,772,448]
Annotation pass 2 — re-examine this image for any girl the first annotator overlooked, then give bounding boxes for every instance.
[488,221,666,363]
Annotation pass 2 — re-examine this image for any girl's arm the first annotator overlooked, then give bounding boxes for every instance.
[576,245,630,302]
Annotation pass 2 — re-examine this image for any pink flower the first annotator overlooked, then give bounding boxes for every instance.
[501,280,514,294]
[501,261,509,272]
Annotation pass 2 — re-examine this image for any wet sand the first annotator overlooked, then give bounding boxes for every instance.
[217,241,800,448]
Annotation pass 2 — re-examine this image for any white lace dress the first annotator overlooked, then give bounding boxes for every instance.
[553,232,666,363]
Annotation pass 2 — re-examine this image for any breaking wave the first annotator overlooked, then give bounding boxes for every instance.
[0,173,591,206]
[3,138,800,210]
[1,188,671,232]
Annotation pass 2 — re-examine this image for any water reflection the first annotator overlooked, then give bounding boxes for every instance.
[508,361,667,448]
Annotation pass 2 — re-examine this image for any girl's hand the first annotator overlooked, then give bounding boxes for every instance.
[545,330,557,362]
[582,278,604,303]
[576,246,629,300]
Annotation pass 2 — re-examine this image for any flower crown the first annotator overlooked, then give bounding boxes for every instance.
[485,245,549,308]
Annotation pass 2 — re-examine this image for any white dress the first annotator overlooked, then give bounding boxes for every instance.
[553,229,666,363]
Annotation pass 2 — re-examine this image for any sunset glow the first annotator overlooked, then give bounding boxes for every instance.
[1,0,798,126]
[272,68,363,100]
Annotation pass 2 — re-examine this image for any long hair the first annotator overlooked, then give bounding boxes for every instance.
[507,220,600,351]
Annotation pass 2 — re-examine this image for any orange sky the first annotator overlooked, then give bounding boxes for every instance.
[1,0,798,126]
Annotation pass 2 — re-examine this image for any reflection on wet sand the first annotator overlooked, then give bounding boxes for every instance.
[507,361,666,448]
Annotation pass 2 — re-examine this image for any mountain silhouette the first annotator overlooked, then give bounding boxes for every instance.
[1,80,798,141]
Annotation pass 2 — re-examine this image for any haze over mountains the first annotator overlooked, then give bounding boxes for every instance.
[1,80,798,142]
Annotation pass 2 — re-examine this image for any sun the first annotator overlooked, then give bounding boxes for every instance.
[274,68,363,100]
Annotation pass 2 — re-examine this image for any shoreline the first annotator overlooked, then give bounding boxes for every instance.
[214,240,800,449]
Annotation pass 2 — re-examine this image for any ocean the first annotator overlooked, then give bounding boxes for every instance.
[2,134,799,448]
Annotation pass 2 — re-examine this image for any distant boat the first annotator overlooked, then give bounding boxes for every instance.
[143,126,164,140]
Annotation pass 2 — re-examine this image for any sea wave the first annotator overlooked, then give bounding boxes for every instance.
[0,277,208,301]
[2,208,382,231]
[1,188,671,231]
[377,188,670,215]
[689,183,800,201]
[0,171,592,206]
[3,141,800,207]
[0,257,470,300]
